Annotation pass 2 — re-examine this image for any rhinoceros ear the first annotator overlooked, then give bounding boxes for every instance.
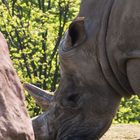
[68,17,86,47]
[23,83,53,110]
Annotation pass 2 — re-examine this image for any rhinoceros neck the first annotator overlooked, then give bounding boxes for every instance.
[79,0,133,97]
[96,0,133,97]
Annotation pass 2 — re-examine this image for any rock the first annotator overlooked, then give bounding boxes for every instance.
[0,32,35,140]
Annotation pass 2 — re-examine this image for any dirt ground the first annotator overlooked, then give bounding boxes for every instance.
[101,124,140,140]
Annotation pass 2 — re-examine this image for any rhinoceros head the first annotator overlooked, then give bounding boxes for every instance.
[24,17,122,140]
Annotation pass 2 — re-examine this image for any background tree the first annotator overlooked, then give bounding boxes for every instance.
[0,0,140,123]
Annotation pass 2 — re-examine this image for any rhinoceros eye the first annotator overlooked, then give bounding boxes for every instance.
[67,93,79,104]
[61,93,80,108]
[66,93,80,108]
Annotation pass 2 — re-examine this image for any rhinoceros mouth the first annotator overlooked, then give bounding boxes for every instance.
[54,113,113,140]
[55,122,102,140]
[56,131,100,140]
[55,125,110,140]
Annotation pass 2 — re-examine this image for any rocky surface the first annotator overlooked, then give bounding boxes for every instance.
[0,32,35,140]
[101,124,140,140]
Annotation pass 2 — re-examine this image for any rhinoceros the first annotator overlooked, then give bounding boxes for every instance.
[24,0,140,139]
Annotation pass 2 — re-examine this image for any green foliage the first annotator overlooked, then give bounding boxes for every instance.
[114,96,140,124]
[0,0,79,117]
[0,0,140,123]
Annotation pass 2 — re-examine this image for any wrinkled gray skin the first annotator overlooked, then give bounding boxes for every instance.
[25,0,140,139]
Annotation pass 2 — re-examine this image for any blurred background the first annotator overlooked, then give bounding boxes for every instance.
[0,0,140,123]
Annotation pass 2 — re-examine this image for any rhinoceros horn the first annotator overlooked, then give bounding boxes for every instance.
[23,83,54,139]
[23,83,53,110]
